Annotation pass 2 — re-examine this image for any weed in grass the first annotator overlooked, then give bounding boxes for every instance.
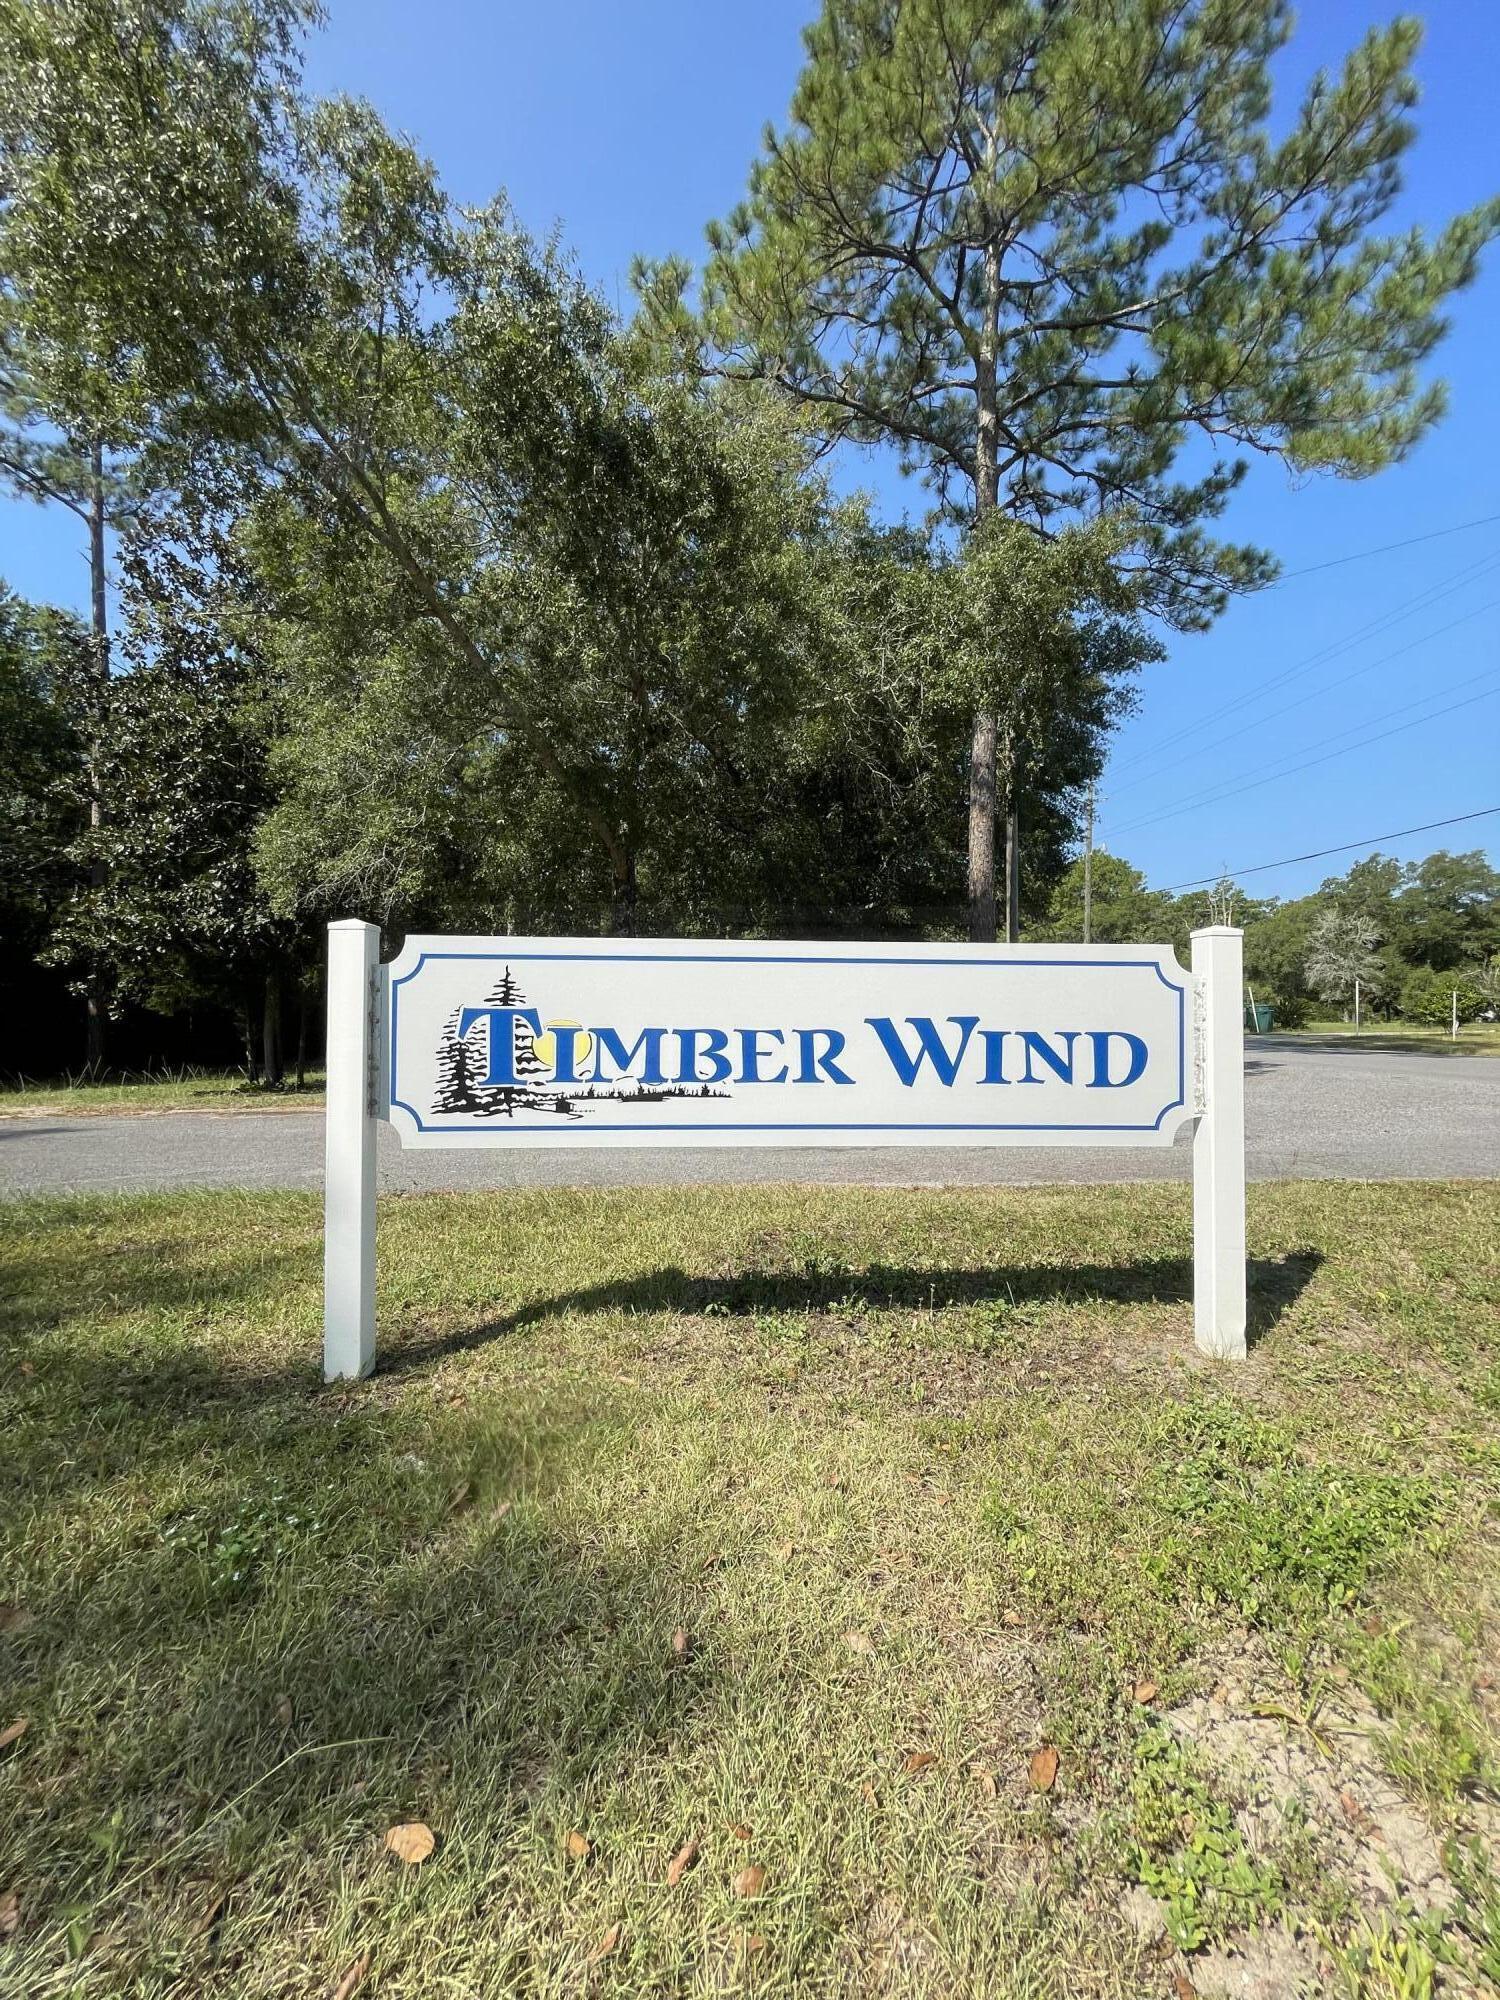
[1326,1908,1445,2000]
[1445,1837,1500,1985]
[1340,1620,1495,1814]
[1148,1402,1436,1622]
[157,1483,335,1605]
[1122,1726,1284,1951]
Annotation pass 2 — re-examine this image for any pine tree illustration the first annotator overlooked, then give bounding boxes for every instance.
[433,1015,479,1114]
[482,971,546,1095]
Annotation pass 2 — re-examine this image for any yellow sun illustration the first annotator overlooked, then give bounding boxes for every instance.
[531,1021,593,1074]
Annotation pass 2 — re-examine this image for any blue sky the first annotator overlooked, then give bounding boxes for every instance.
[4,0,1496,901]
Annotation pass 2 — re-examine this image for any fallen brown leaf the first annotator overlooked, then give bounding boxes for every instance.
[565,1829,594,1863]
[902,1751,938,1775]
[0,1719,28,1754]
[700,1552,723,1571]
[670,1627,691,1660]
[665,1836,699,1886]
[733,1864,767,1899]
[1172,1975,1197,2000]
[0,1892,19,1939]
[330,1951,370,2000]
[1001,1607,1022,1627]
[274,1694,294,1729]
[730,1822,753,1840]
[0,1607,35,1636]
[590,1922,622,1961]
[1028,1745,1059,1792]
[1133,1680,1159,1705]
[1339,1790,1375,1834]
[383,1822,435,1866]
[739,1932,766,1955]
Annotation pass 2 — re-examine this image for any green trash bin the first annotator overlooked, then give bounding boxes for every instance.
[1246,1003,1273,1033]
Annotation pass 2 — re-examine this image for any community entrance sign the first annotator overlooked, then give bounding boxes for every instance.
[324,925,1246,1377]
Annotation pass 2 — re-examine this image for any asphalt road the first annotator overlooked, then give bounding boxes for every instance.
[1,1038,1495,1196]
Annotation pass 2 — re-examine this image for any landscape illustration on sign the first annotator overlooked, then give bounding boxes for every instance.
[432,968,733,1120]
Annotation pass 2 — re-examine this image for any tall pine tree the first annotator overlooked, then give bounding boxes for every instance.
[644,0,1500,939]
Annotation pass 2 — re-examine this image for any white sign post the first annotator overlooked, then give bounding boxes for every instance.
[323,926,1246,1379]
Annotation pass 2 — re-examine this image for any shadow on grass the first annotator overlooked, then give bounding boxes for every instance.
[1258,1032,1495,1058]
[383,1249,1325,1374]
[0,1386,751,1990]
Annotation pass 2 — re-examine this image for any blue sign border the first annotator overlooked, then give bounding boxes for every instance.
[389,949,1188,1137]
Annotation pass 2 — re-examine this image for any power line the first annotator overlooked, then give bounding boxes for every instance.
[1158,807,1500,893]
[1276,512,1500,580]
[1107,547,1500,782]
[1108,674,1500,838]
[1106,581,1500,799]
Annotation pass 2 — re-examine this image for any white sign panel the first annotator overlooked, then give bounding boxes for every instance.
[382,936,1193,1150]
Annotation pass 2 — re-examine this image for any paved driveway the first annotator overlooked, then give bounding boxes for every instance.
[2,1039,1495,1195]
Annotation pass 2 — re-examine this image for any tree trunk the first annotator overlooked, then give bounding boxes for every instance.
[85,441,109,1070]
[610,847,638,938]
[967,249,1002,944]
[967,712,998,942]
[295,983,308,1091]
[241,995,260,1084]
[262,972,284,1087]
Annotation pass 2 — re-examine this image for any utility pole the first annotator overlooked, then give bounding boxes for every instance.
[1082,781,1095,945]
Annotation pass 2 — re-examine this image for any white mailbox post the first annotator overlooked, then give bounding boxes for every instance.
[323,926,1246,1379]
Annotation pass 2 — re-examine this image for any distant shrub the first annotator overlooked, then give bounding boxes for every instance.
[1400,967,1483,1027]
[1264,988,1311,1029]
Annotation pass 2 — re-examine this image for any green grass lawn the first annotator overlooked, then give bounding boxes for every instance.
[1270,1020,1500,1056]
[0,1069,326,1116]
[2,1182,1498,1999]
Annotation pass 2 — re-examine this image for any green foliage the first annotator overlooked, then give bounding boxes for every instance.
[5,1,1121,936]
[1147,1404,1434,1621]
[1399,966,1483,1028]
[0,583,87,945]
[1125,1726,1284,1950]
[1034,850,1175,946]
